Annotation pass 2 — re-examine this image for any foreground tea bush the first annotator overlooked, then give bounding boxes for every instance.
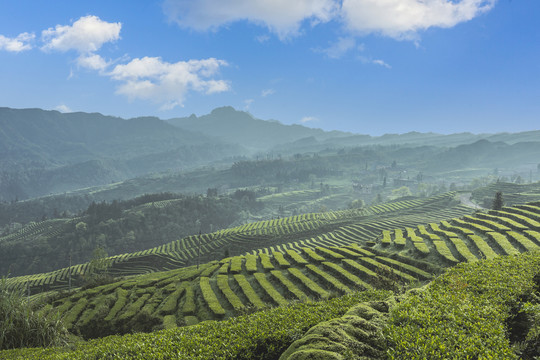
[385,251,540,359]
[0,279,68,350]
[1,289,391,359]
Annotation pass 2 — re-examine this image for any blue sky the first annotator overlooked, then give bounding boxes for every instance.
[0,0,538,135]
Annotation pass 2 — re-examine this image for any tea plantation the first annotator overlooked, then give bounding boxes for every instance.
[3,192,540,358]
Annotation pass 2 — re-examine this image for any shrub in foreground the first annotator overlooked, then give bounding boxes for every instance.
[0,279,68,350]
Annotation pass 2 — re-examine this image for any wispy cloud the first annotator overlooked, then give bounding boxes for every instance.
[256,34,270,43]
[55,104,72,113]
[359,56,392,69]
[314,36,362,59]
[371,59,391,69]
[300,116,318,123]
[261,88,275,97]
[244,98,254,110]
[0,32,34,52]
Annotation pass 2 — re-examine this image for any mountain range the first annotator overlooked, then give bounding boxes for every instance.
[1,105,540,201]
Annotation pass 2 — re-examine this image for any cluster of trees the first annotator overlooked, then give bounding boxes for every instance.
[0,193,263,277]
[0,194,93,231]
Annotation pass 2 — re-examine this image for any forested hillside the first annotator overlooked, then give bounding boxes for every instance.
[0,191,263,277]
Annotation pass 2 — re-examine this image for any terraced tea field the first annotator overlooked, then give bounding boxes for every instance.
[374,202,540,266]
[0,218,70,245]
[5,192,470,293]
[6,191,540,346]
[33,242,435,338]
[29,199,540,339]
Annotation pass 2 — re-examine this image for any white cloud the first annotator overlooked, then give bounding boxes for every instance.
[41,15,121,53]
[316,36,362,59]
[165,0,495,41]
[163,0,338,40]
[340,0,496,40]
[0,32,34,52]
[372,59,391,69]
[109,56,230,110]
[256,34,270,43]
[244,98,254,110]
[1,15,228,110]
[77,53,109,71]
[261,88,275,97]
[300,116,318,123]
[55,104,72,113]
[359,56,392,68]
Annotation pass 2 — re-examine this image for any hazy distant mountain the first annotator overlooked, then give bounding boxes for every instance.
[2,106,539,201]
[281,132,486,151]
[425,139,540,171]
[0,107,242,167]
[167,106,350,150]
[0,107,244,200]
[485,130,540,145]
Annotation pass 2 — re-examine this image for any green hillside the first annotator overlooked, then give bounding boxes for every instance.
[24,198,540,339]
[4,185,540,358]
[3,198,540,358]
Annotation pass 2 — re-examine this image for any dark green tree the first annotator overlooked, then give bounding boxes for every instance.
[492,191,504,210]
[83,246,112,288]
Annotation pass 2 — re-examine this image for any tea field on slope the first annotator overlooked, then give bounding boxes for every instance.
[5,189,540,358]
[26,200,540,340]
[4,192,470,294]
